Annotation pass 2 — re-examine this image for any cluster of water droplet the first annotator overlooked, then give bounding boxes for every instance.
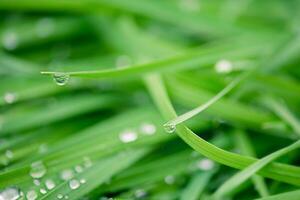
[118,122,157,143]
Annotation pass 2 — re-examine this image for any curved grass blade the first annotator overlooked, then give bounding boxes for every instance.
[164,73,246,128]
[214,140,300,198]
[255,190,300,200]
[144,74,300,186]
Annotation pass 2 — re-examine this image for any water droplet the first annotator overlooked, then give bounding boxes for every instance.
[39,188,47,194]
[119,130,138,143]
[60,169,74,181]
[163,123,176,133]
[74,165,83,173]
[3,92,17,104]
[52,73,69,86]
[164,175,175,185]
[116,55,132,68]
[45,179,55,190]
[64,195,69,199]
[5,150,13,159]
[80,179,86,184]
[0,187,20,200]
[215,59,233,74]
[197,159,214,171]
[26,190,37,200]
[2,31,18,50]
[30,161,47,178]
[57,194,63,199]
[35,18,54,38]
[69,179,80,190]
[140,123,156,135]
[134,189,147,199]
[83,157,92,168]
[33,179,40,186]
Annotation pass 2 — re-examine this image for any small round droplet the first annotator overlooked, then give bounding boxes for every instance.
[69,179,80,190]
[74,165,83,173]
[215,59,233,74]
[40,188,47,194]
[134,189,147,199]
[4,92,17,104]
[64,195,69,199]
[119,130,138,143]
[30,161,47,179]
[197,159,214,171]
[45,179,55,190]
[5,150,14,159]
[83,157,92,168]
[140,123,156,135]
[163,123,176,133]
[33,179,40,186]
[2,31,18,50]
[26,190,37,200]
[0,187,20,200]
[164,175,175,185]
[80,179,86,184]
[57,194,63,199]
[52,73,69,86]
[60,169,74,181]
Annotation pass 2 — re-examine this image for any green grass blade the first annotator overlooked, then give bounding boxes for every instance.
[214,140,300,198]
[255,190,300,200]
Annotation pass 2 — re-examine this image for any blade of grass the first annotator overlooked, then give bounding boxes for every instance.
[214,140,300,198]
[255,190,300,200]
[164,73,247,128]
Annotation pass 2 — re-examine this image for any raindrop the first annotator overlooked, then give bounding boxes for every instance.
[26,190,37,200]
[60,169,74,181]
[80,179,86,184]
[163,123,176,133]
[33,179,40,186]
[83,157,92,168]
[52,73,70,86]
[39,188,47,194]
[5,150,13,159]
[119,130,138,143]
[45,179,55,190]
[69,179,80,190]
[134,189,147,199]
[35,17,55,38]
[57,194,63,199]
[64,195,69,199]
[140,123,156,135]
[0,187,20,200]
[164,175,175,185]
[30,161,47,179]
[2,31,18,50]
[3,92,17,104]
[74,165,83,173]
[197,159,215,171]
[215,59,233,74]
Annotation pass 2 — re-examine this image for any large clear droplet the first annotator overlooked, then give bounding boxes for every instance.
[69,179,80,190]
[30,161,47,179]
[39,188,47,194]
[163,123,176,133]
[26,190,37,200]
[52,73,69,86]
[45,179,55,190]
[0,187,20,200]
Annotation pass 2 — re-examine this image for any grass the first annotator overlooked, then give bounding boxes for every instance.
[0,0,300,200]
